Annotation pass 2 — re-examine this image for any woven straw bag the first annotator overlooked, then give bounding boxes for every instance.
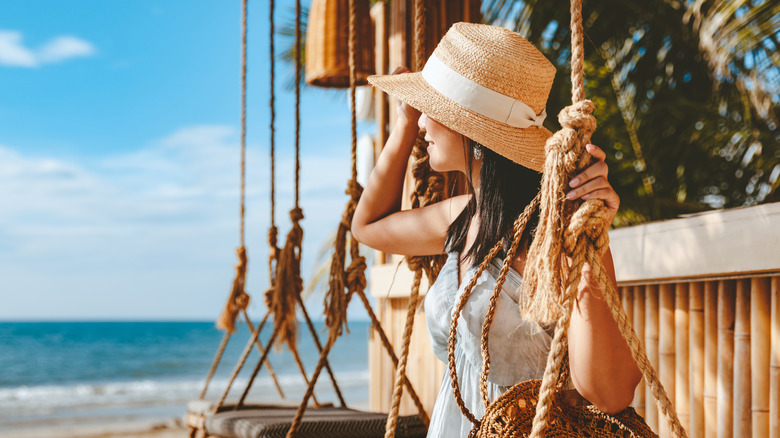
[445,195,684,438]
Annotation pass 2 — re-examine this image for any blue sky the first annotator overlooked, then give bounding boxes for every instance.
[0,0,376,320]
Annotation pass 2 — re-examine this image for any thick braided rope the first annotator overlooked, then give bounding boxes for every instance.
[289,341,322,407]
[199,331,231,400]
[520,100,595,324]
[569,0,585,104]
[288,237,369,438]
[269,0,304,352]
[323,0,363,336]
[529,201,606,438]
[588,247,686,437]
[237,323,283,408]
[241,308,285,399]
[268,0,279,290]
[270,207,303,350]
[288,2,367,435]
[384,2,436,435]
[239,0,247,248]
[293,0,301,210]
[297,293,348,407]
[286,324,341,438]
[518,0,685,436]
[216,0,250,335]
[213,311,271,410]
[478,195,541,408]
[384,269,423,438]
[353,286,430,425]
[447,241,506,431]
[216,247,250,333]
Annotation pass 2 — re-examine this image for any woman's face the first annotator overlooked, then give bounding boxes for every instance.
[418,113,467,173]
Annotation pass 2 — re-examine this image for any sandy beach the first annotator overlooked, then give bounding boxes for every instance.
[3,417,190,438]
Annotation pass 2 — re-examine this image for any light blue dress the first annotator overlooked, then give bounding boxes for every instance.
[423,252,553,437]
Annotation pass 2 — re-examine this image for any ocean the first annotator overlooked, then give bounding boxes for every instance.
[0,320,371,432]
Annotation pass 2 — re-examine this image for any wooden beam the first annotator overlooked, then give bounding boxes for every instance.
[610,203,780,283]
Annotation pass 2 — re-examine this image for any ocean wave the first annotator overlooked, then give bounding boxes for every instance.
[0,370,369,422]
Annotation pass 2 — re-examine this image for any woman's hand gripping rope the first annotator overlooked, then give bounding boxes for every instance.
[565,144,619,224]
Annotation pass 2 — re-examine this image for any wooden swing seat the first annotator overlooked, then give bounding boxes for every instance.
[187,401,426,438]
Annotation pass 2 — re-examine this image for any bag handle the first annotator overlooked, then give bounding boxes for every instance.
[445,194,541,429]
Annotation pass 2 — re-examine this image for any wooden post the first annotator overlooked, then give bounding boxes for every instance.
[659,283,676,438]
[704,280,718,438]
[371,1,388,266]
[750,277,770,438]
[633,285,646,417]
[734,279,751,437]
[690,281,705,437]
[718,279,736,438]
[646,284,660,432]
[770,276,779,438]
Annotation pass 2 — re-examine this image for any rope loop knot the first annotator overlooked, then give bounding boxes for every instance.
[521,99,597,326]
[216,246,250,333]
[564,199,611,257]
[270,207,305,351]
[346,254,367,295]
[341,180,364,227]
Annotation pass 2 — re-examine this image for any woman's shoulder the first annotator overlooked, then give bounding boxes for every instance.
[440,194,470,224]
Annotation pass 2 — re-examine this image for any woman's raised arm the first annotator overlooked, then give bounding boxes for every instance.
[351,69,467,256]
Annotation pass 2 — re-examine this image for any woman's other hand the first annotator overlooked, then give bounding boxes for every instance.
[565,143,620,223]
[390,66,421,127]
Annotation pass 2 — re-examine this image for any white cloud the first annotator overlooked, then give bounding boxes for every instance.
[0,31,36,67]
[0,30,96,68]
[38,35,96,64]
[0,125,353,320]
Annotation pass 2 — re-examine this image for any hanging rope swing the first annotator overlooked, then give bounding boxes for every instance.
[522,1,685,436]
[440,0,688,437]
[384,0,447,436]
[209,0,346,415]
[196,0,286,408]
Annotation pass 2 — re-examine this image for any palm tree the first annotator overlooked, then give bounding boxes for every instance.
[483,0,779,225]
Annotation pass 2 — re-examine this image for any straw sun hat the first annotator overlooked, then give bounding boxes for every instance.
[368,22,557,172]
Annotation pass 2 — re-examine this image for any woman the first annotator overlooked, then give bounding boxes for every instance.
[351,23,641,437]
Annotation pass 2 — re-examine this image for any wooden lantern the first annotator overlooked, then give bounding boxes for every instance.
[305,0,374,88]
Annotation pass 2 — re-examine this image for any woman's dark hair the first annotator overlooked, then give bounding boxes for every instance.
[446,137,542,268]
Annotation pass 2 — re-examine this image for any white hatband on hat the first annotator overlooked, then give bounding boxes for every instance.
[421,53,547,130]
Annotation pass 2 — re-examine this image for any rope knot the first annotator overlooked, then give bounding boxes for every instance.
[346,179,363,201]
[564,199,612,255]
[268,225,278,249]
[346,255,367,293]
[235,291,250,309]
[216,246,250,333]
[289,207,304,223]
[557,99,596,132]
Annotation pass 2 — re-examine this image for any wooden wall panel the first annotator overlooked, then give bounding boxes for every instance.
[750,277,771,438]
[734,279,751,437]
[633,285,646,418]
[704,281,718,438]
[676,283,690,432]
[659,283,676,438]
[770,276,779,438]
[718,280,736,438]
[689,282,705,437]
[646,284,660,432]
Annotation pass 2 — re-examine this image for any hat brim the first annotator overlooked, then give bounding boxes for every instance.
[368,72,550,172]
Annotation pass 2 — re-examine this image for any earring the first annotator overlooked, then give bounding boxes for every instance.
[473,143,483,160]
